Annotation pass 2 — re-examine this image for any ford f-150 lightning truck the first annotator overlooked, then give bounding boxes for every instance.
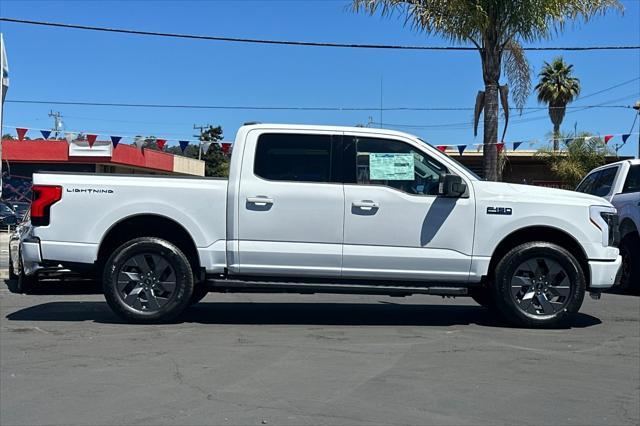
[21,124,622,327]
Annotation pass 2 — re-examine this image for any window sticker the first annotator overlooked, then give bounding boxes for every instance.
[369,153,415,180]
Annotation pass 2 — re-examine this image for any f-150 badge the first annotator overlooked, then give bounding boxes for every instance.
[487,207,512,215]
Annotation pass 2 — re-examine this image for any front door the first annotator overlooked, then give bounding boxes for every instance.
[341,134,475,282]
[237,130,344,277]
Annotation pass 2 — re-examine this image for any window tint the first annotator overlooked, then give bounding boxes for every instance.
[592,167,618,197]
[623,165,640,194]
[348,136,447,195]
[254,133,333,183]
[576,171,599,194]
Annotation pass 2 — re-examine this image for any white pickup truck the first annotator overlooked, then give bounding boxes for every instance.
[576,159,639,292]
[22,124,622,327]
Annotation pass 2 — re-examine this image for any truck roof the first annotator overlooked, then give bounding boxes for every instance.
[238,123,429,143]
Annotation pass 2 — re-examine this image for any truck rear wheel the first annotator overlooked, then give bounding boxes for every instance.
[102,237,194,323]
[492,242,585,328]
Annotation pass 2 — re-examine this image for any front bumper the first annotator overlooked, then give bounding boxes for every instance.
[589,256,623,289]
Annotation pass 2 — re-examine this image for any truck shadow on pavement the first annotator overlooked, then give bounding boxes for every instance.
[5,300,602,329]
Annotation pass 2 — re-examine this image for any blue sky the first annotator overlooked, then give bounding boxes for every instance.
[1,0,639,156]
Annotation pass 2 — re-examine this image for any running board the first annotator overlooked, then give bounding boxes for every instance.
[205,278,468,297]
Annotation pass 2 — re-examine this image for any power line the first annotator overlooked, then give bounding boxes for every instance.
[3,99,635,111]
[1,17,638,51]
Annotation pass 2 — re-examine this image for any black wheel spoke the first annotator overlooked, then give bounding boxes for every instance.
[510,256,573,318]
[116,251,177,312]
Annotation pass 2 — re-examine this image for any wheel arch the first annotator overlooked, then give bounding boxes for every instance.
[487,226,590,286]
[96,214,202,280]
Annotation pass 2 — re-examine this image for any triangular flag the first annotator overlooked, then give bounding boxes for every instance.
[179,140,189,152]
[40,130,51,139]
[64,132,76,144]
[16,127,28,141]
[221,142,232,154]
[604,135,614,144]
[134,136,145,151]
[201,141,213,153]
[457,145,466,156]
[436,145,447,153]
[622,134,631,144]
[110,136,122,148]
[156,139,167,150]
[86,134,98,148]
[496,143,505,153]
[513,141,522,151]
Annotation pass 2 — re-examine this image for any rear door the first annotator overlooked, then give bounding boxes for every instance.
[236,130,344,277]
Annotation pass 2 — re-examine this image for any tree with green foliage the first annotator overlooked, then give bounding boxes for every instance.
[351,0,622,181]
[165,125,230,177]
[536,132,612,187]
[535,57,581,151]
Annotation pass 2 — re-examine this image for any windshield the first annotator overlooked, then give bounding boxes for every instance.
[418,138,482,180]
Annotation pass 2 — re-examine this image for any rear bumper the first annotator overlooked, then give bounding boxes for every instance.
[589,256,623,289]
[21,238,43,276]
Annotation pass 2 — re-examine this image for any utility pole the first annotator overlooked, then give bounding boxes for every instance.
[48,110,64,139]
[193,124,208,160]
[634,102,640,159]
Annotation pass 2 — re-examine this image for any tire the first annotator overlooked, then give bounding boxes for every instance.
[618,233,640,294]
[7,255,37,294]
[189,283,209,306]
[8,252,17,280]
[102,237,194,323]
[491,242,586,328]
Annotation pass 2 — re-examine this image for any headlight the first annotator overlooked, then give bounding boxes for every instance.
[589,205,620,247]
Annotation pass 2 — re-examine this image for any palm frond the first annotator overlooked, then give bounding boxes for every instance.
[502,40,531,112]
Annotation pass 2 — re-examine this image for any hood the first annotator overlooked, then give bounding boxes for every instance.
[473,181,613,208]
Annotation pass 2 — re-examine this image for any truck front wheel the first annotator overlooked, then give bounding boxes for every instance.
[492,242,586,328]
[102,237,194,323]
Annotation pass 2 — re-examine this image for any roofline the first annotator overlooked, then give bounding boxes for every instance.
[239,123,426,142]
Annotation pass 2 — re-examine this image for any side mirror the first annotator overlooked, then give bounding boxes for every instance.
[438,174,467,198]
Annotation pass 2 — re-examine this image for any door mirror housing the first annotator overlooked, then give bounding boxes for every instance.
[438,174,467,198]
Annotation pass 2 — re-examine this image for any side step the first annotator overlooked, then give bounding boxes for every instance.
[205,278,468,297]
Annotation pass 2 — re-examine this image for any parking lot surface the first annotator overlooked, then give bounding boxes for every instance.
[1,274,639,426]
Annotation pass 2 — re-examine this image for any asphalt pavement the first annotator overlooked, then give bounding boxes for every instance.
[0,235,639,425]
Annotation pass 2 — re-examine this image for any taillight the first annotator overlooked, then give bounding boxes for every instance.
[31,185,62,226]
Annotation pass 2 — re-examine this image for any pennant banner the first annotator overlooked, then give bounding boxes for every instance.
[201,141,213,153]
[457,145,466,156]
[86,134,97,148]
[496,142,505,154]
[622,134,631,144]
[64,132,76,144]
[134,136,145,151]
[16,127,28,141]
[111,136,122,148]
[513,141,522,151]
[179,140,189,152]
[40,130,51,140]
[604,135,614,144]
[436,145,447,153]
[221,142,232,154]
[156,138,167,150]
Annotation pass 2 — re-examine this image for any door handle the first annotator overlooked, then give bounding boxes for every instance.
[352,200,379,210]
[247,196,274,206]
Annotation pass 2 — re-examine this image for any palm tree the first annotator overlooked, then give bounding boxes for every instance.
[536,58,581,151]
[352,0,622,181]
